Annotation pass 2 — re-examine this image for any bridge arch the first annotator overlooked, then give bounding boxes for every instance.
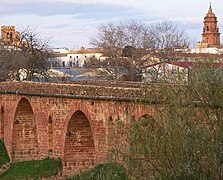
[64,110,95,172]
[12,98,38,161]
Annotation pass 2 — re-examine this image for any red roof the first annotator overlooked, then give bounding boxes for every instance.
[142,61,223,69]
[167,62,194,68]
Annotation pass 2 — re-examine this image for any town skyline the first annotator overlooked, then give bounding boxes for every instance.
[1,0,223,48]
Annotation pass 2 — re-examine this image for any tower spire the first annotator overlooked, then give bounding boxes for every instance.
[208,2,212,13]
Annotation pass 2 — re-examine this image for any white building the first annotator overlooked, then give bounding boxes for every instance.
[142,61,190,84]
[49,47,106,68]
[190,47,221,54]
[141,61,223,84]
[67,48,105,67]
[52,48,70,54]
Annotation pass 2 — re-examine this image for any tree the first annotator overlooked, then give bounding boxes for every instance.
[122,20,156,81]
[0,27,50,82]
[17,27,50,81]
[152,20,190,61]
[91,23,125,80]
[91,20,190,81]
[108,61,223,179]
[0,47,28,81]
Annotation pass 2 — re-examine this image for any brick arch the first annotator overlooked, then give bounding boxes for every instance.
[12,97,38,161]
[63,102,97,155]
[63,109,95,174]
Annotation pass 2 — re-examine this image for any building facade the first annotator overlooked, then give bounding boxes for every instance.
[49,47,106,68]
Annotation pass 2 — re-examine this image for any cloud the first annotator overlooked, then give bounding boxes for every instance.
[0,13,97,48]
[1,0,223,48]
[0,1,148,48]
[2,0,31,5]
[171,17,203,25]
[52,0,137,6]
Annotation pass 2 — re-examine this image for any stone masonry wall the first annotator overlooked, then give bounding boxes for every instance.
[0,81,151,100]
[0,81,156,176]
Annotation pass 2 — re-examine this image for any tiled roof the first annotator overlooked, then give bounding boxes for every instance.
[69,48,104,54]
[142,61,223,69]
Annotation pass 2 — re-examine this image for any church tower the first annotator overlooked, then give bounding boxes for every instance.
[1,26,20,46]
[202,4,220,47]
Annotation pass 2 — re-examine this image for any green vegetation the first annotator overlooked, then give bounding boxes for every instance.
[68,163,128,180]
[0,139,62,179]
[109,64,223,179]
[0,158,62,180]
[0,139,10,166]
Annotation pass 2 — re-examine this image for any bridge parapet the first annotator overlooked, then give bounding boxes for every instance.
[0,81,152,102]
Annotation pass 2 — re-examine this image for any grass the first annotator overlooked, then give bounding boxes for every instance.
[0,140,126,179]
[0,139,10,166]
[68,162,128,180]
[0,158,62,180]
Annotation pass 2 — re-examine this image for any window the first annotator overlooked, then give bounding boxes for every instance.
[6,32,10,39]
[6,32,13,39]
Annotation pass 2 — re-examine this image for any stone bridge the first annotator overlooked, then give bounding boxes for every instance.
[0,80,155,175]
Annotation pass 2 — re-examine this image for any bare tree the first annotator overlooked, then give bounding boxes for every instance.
[122,20,156,80]
[91,23,125,79]
[91,20,190,81]
[0,27,50,82]
[152,20,190,61]
[18,27,50,81]
[0,46,27,81]
[0,49,17,81]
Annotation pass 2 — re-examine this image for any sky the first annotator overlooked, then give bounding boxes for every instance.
[1,0,223,49]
